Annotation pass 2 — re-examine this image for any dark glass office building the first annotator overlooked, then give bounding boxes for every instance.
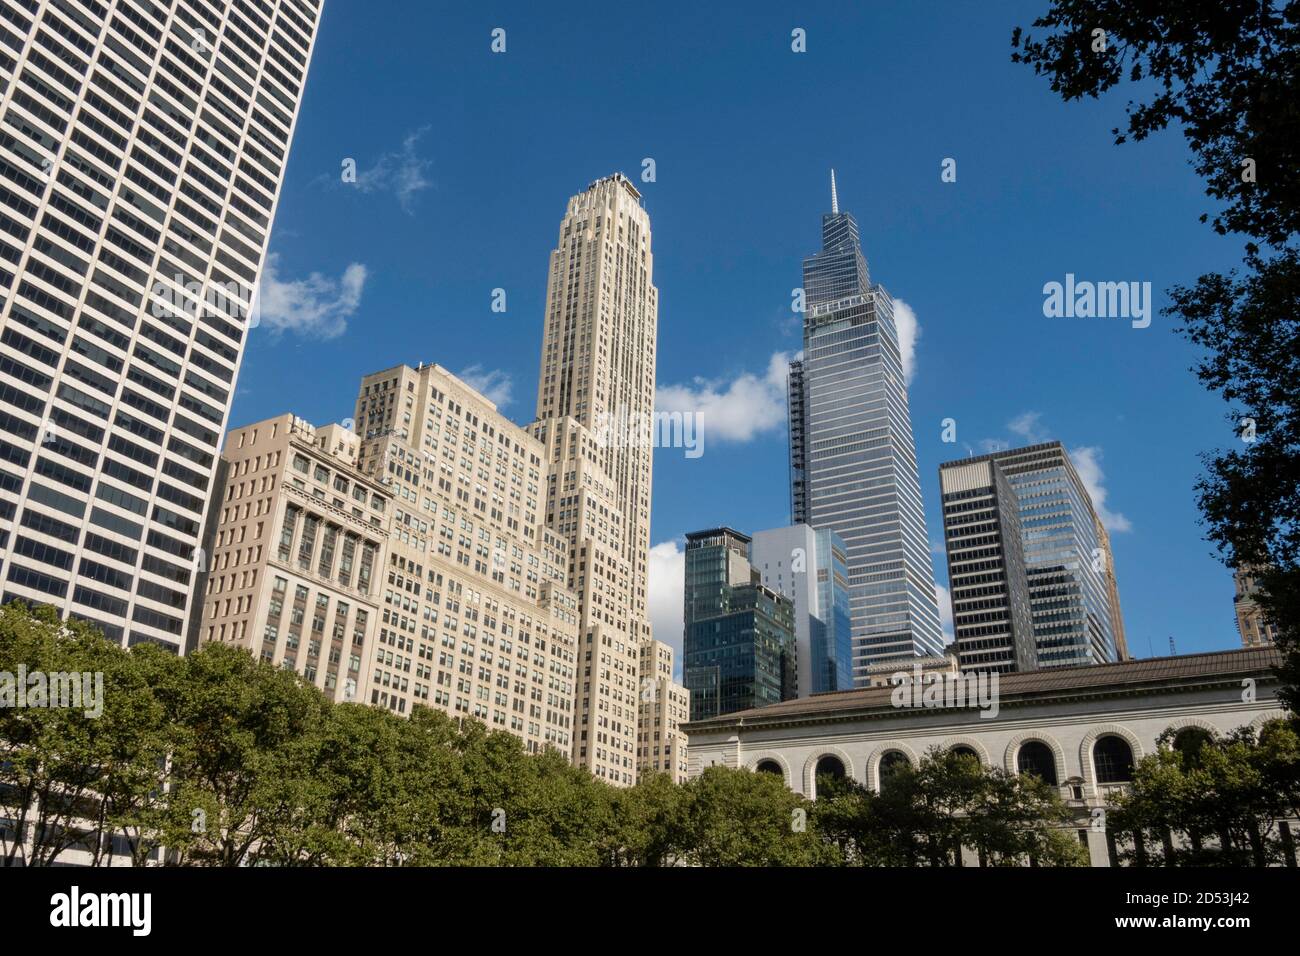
[683,527,796,721]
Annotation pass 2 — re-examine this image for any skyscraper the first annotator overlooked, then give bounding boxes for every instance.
[788,173,944,676]
[938,457,1037,672]
[683,527,796,721]
[960,442,1122,668]
[0,0,322,651]
[1234,566,1278,648]
[527,173,657,785]
[751,523,852,696]
[350,364,579,749]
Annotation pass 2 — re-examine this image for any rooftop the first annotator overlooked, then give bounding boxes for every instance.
[684,646,1284,731]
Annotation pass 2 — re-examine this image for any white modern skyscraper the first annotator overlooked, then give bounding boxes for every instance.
[0,0,322,650]
[528,172,658,785]
[788,174,945,677]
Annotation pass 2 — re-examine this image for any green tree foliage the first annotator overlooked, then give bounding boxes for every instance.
[1012,1,1300,708]
[1108,719,1300,866]
[811,748,1087,867]
[12,602,1292,867]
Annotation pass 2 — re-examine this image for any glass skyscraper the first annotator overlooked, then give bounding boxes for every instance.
[789,174,945,676]
[683,527,796,721]
[982,442,1121,667]
[751,524,852,697]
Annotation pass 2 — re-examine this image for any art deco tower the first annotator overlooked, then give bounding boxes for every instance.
[0,0,322,650]
[789,172,946,676]
[529,173,657,786]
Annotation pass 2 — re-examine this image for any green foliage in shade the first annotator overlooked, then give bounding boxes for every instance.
[1108,720,1300,866]
[1011,1,1300,712]
[6,601,1291,868]
[811,749,1088,867]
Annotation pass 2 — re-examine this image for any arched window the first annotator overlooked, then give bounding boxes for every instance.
[951,745,979,763]
[815,755,845,781]
[878,750,911,791]
[755,759,783,777]
[1017,741,1058,786]
[813,755,846,799]
[1172,727,1213,767]
[1093,735,1135,784]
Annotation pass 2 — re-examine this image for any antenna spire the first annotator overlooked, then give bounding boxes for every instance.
[830,169,839,213]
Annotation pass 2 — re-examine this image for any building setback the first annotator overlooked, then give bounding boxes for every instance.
[637,637,690,783]
[683,527,796,722]
[788,174,945,676]
[527,172,658,786]
[350,364,580,753]
[751,523,852,697]
[1234,566,1278,648]
[0,0,322,651]
[938,457,1037,673]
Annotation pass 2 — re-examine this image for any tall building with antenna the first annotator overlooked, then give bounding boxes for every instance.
[788,173,946,676]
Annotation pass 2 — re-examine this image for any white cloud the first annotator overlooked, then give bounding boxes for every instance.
[648,540,686,659]
[256,253,367,340]
[655,351,793,443]
[892,298,921,386]
[1069,445,1133,533]
[456,365,513,407]
[355,127,433,213]
[936,583,954,642]
[1007,410,1048,444]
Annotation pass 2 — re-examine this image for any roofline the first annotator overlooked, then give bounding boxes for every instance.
[683,647,1283,734]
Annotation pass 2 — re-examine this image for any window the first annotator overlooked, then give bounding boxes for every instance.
[1016,741,1058,786]
[877,751,909,792]
[1093,735,1135,784]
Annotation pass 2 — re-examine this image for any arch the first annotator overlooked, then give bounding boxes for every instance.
[1159,716,1220,746]
[1003,731,1068,786]
[746,751,791,787]
[801,747,855,799]
[1078,724,1145,795]
[939,736,991,766]
[1015,740,1060,786]
[866,742,920,792]
[1161,719,1218,765]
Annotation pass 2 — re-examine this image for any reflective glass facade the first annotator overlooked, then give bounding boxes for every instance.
[789,193,944,675]
[986,443,1120,667]
[683,527,795,721]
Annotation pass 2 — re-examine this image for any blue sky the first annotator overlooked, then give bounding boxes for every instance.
[231,1,1248,662]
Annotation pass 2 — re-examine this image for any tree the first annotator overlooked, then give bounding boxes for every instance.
[1012,1,1300,708]
[605,771,687,867]
[1109,720,1300,865]
[676,766,829,867]
[156,641,329,866]
[811,749,1086,867]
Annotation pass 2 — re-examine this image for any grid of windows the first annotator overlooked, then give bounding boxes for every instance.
[0,0,321,648]
[790,189,945,675]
